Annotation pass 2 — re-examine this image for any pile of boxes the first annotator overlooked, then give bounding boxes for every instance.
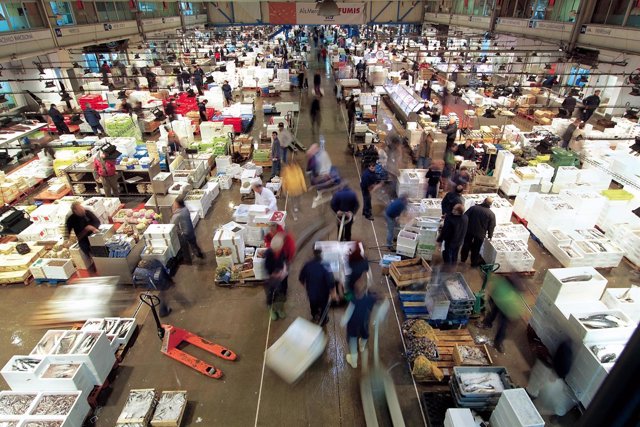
[461,193,513,225]
[529,268,638,408]
[397,169,428,199]
[142,224,181,266]
[395,230,418,257]
[404,216,439,260]
[480,239,535,273]
[490,388,544,427]
[213,222,246,264]
[29,258,77,281]
[0,390,90,426]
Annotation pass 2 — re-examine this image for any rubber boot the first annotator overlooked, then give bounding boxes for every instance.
[359,338,368,353]
[275,301,286,319]
[346,353,358,368]
[269,306,278,321]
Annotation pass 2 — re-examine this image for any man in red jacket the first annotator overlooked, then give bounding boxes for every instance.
[264,223,296,263]
[94,151,119,197]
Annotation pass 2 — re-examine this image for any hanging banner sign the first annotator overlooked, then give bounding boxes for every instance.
[296,3,366,24]
[269,2,366,25]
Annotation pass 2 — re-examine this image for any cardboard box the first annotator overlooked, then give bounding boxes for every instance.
[151,172,174,195]
[88,224,115,247]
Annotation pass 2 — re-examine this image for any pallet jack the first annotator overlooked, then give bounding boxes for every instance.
[140,294,237,379]
[361,299,405,427]
[473,263,501,315]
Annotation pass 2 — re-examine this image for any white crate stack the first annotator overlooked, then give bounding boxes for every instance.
[81,317,137,352]
[404,216,439,260]
[213,224,246,264]
[184,188,215,219]
[490,388,544,427]
[397,169,428,199]
[601,287,640,322]
[461,193,513,224]
[491,223,530,243]
[142,224,181,265]
[0,390,90,427]
[444,408,476,427]
[419,198,442,217]
[551,166,580,193]
[480,239,535,273]
[607,223,640,266]
[558,190,606,229]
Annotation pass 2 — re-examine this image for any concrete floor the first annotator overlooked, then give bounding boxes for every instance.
[0,51,637,427]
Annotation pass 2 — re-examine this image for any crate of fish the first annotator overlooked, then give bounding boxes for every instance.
[1,356,46,391]
[33,361,96,397]
[0,391,39,419]
[81,317,137,351]
[29,331,67,358]
[438,273,474,309]
[116,389,157,426]
[150,391,187,427]
[24,391,91,427]
[450,366,514,410]
[453,345,492,366]
[39,331,115,385]
[567,310,636,343]
[447,306,474,321]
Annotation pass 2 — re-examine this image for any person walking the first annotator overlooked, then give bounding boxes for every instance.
[561,118,581,149]
[560,94,576,118]
[83,104,105,136]
[356,59,366,82]
[264,233,291,320]
[310,97,321,135]
[180,68,192,92]
[313,73,322,96]
[330,183,359,241]
[193,65,205,96]
[48,104,70,135]
[425,162,443,198]
[437,203,468,264]
[276,122,293,164]
[100,61,111,86]
[346,96,356,137]
[65,201,100,258]
[460,197,496,267]
[478,274,526,353]
[384,195,408,248]
[299,249,337,325]
[442,116,458,146]
[581,90,601,122]
[360,163,381,221]
[341,278,378,368]
[222,80,233,106]
[420,82,432,100]
[441,185,464,217]
[198,99,209,123]
[270,131,283,178]
[93,150,119,197]
[170,198,204,264]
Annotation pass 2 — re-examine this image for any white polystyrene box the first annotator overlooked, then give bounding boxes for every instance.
[1,356,46,391]
[567,310,636,343]
[541,267,607,304]
[41,259,76,281]
[45,331,115,384]
[601,287,640,322]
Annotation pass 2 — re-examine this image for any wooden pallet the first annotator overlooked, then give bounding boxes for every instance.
[433,329,475,373]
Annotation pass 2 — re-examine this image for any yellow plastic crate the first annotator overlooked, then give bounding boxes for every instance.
[601,189,634,201]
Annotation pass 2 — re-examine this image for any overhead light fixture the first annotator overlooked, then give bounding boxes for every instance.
[498,64,506,71]
[629,85,640,96]
[117,90,127,100]
[544,63,552,70]
[45,81,55,88]
[316,0,340,17]
[481,74,489,82]
[480,56,488,63]
[528,75,537,82]
[531,52,537,57]
[510,47,515,51]
[72,62,81,69]
[134,54,140,59]
[483,107,496,118]
[78,86,85,94]
[495,52,501,56]
[0,94,7,103]
[457,64,464,71]
[98,54,104,60]
[204,53,209,58]
[579,75,589,83]
[516,57,523,63]
[84,68,91,75]
[34,62,45,75]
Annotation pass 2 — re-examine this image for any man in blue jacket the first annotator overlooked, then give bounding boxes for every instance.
[331,183,359,241]
[193,65,205,96]
[384,195,408,248]
[360,163,381,220]
[83,104,104,136]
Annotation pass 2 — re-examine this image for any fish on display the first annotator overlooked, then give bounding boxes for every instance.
[579,314,628,329]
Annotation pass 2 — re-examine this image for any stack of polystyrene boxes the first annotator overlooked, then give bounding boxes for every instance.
[601,287,640,322]
[530,267,608,354]
[607,223,640,266]
[215,155,232,174]
[81,317,137,352]
[396,230,418,257]
[142,224,180,266]
[513,166,541,193]
[462,193,513,224]
[82,197,108,222]
[552,166,580,193]
[405,216,439,260]
[0,390,90,426]
[419,199,442,217]
[490,389,544,427]
[559,190,606,228]
[597,189,635,231]
[397,169,428,199]
[184,188,215,218]
[540,227,625,268]
[480,239,535,273]
[491,224,529,243]
[444,408,475,427]
[213,223,246,264]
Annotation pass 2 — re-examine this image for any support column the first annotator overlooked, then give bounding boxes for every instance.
[567,0,597,52]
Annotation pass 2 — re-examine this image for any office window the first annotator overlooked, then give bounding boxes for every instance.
[181,2,193,16]
[138,1,156,17]
[23,1,46,28]
[0,2,46,31]
[5,3,29,30]
[72,0,98,24]
[96,1,118,22]
[593,0,634,26]
[0,83,17,110]
[50,1,74,26]
[115,2,133,20]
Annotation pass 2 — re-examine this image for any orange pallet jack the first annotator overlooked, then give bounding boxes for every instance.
[140,294,237,379]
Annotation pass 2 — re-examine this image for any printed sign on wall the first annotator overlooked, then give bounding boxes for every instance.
[269,2,365,25]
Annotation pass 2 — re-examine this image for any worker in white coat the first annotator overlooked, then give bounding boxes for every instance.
[252,179,278,212]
